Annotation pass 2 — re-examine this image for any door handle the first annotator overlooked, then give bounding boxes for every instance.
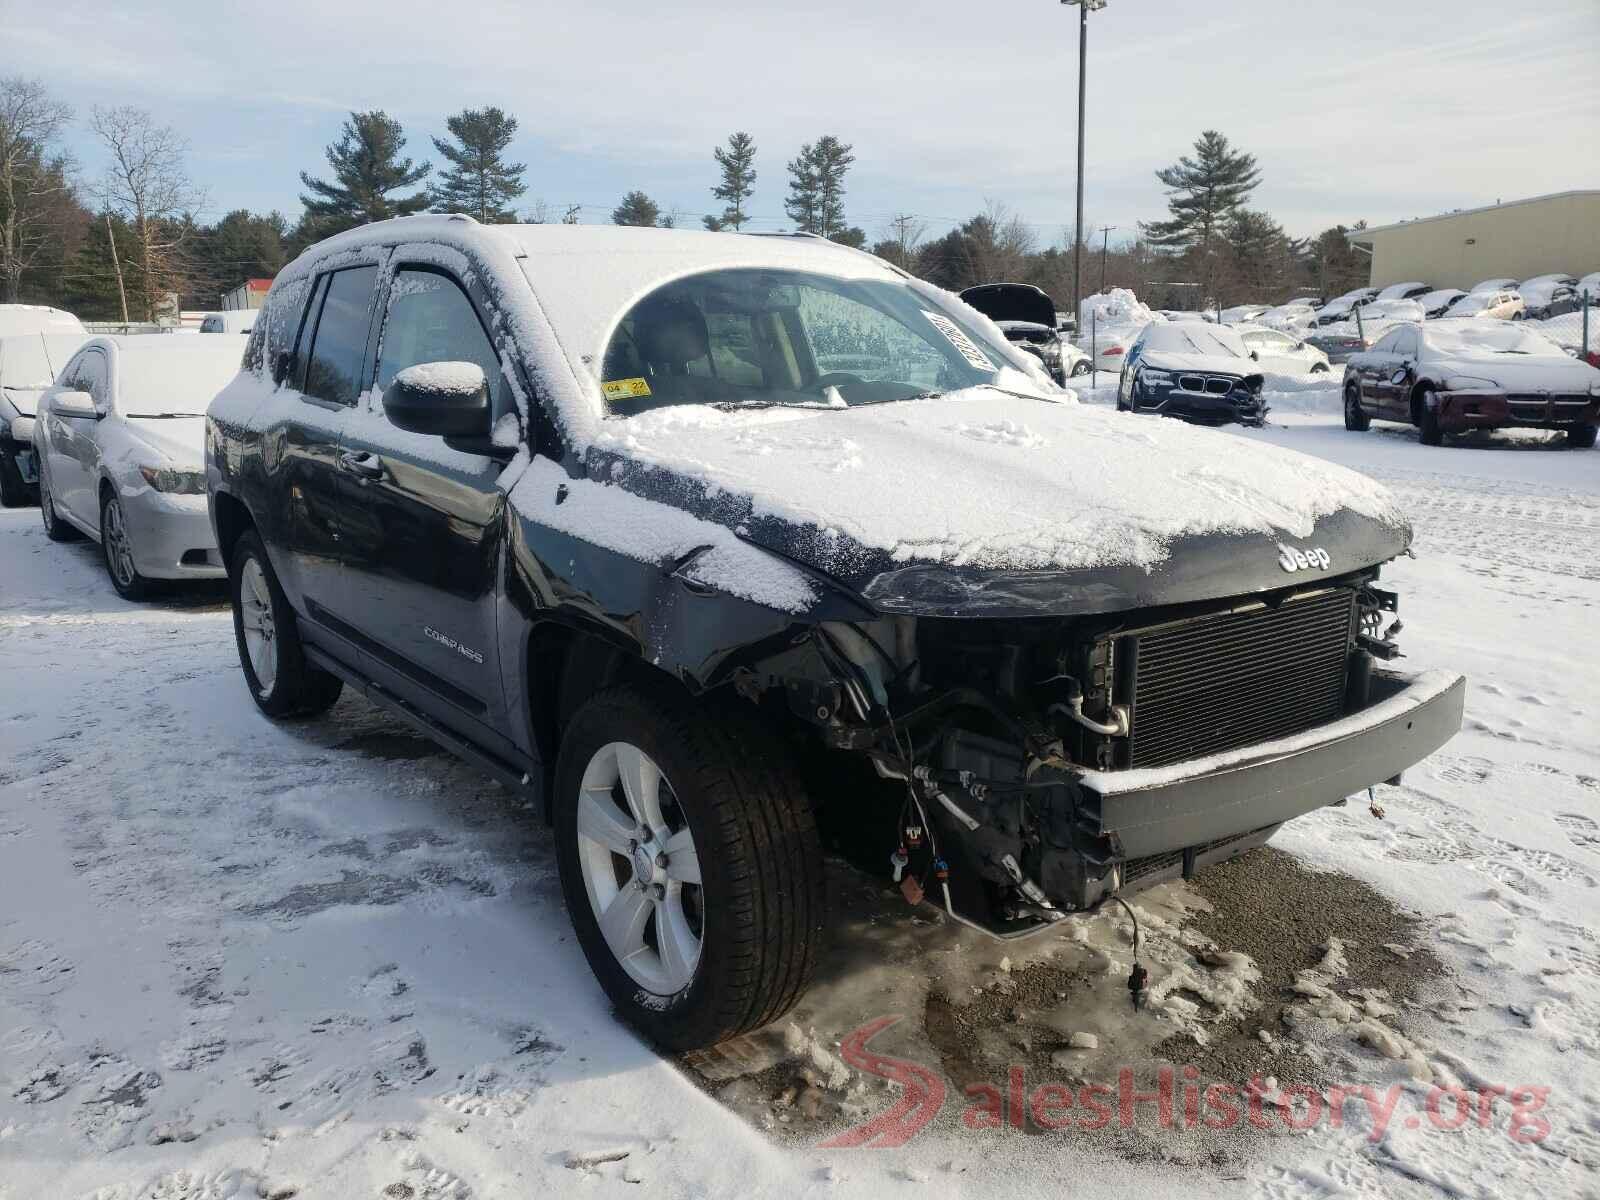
[338,450,385,480]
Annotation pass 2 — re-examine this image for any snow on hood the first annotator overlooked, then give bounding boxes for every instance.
[585,387,1405,576]
[114,416,207,472]
[1140,351,1260,376]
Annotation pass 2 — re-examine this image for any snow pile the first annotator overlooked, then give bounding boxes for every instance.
[1077,288,1156,330]
[507,454,817,612]
[589,388,1407,574]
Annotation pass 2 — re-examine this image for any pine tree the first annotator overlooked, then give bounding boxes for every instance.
[612,190,665,228]
[298,111,431,240]
[1139,131,1260,297]
[785,135,855,238]
[706,131,756,232]
[429,107,526,223]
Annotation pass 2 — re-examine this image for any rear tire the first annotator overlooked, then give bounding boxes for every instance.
[1343,381,1370,431]
[38,459,81,542]
[0,444,34,507]
[1069,359,1092,378]
[229,529,344,718]
[554,682,824,1050]
[1568,423,1598,449]
[100,492,155,601]
[1416,386,1443,446]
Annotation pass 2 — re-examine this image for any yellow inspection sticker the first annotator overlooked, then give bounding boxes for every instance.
[603,377,652,401]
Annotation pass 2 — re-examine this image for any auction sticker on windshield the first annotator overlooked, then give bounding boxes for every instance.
[603,377,652,401]
[921,310,997,371]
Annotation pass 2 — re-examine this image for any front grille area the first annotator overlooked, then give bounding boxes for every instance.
[1177,373,1241,395]
[1122,588,1355,769]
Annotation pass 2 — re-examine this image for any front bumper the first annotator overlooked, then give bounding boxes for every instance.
[1136,383,1267,426]
[121,488,226,579]
[1437,389,1599,433]
[1044,669,1465,907]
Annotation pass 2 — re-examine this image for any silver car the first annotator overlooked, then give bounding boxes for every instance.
[33,337,242,598]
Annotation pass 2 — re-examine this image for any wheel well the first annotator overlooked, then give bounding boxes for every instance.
[98,477,114,505]
[1409,383,1432,424]
[212,492,254,571]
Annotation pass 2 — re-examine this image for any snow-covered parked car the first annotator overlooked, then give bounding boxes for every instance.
[1342,320,1600,447]
[1254,303,1318,332]
[1375,281,1430,302]
[34,337,240,597]
[1304,299,1426,364]
[199,310,257,334]
[1441,289,1523,321]
[0,331,87,506]
[1115,321,1266,424]
[959,282,1091,381]
[1469,277,1517,294]
[1218,304,1268,325]
[1515,274,1578,320]
[206,217,1465,1050]
[1312,288,1380,327]
[1236,325,1331,374]
[1418,288,1467,318]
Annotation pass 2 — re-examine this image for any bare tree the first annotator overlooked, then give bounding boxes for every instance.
[0,76,74,302]
[89,105,205,321]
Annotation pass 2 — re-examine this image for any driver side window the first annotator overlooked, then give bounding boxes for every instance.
[376,267,503,413]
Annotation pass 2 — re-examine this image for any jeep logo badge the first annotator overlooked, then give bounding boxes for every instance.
[1278,545,1331,573]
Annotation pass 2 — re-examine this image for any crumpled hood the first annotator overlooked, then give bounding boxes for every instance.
[587,389,1411,614]
[1438,354,1598,392]
[118,416,206,471]
[1140,351,1259,377]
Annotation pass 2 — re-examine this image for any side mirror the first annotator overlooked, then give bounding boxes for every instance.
[49,389,99,418]
[381,361,490,438]
[1294,341,1305,350]
[1390,369,1409,385]
[1249,350,1260,361]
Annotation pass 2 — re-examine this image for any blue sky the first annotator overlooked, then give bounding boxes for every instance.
[14,0,1599,248]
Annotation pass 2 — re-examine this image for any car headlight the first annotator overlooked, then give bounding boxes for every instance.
[1443,376,1498,392]
[1139,369,1173,386]
[139,465,206,494]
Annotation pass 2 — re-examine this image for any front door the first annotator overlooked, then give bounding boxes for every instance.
[333,262,514,743]
[48,346,110,527]
[261,263,381,652]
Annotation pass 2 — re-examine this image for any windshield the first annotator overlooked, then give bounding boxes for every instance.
[599,268,1023,415]
[1143,323,1246,358]
[1,333,83,391]
[115,346,244,416]
[1425,324,1561,356]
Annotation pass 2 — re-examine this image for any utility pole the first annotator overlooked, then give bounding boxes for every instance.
[1098,224,1116,292]
[1062,0,1107,328]
[105,212,129,326]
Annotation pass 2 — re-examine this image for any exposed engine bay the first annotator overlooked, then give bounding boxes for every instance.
[743,566,1406,941]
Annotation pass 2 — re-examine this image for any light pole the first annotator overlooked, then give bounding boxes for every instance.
[1062,0,1106,330]
[1098,224,1117,292]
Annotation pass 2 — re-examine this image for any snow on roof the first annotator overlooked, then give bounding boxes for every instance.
[0,304,85,338]
[1348,189,1600,239]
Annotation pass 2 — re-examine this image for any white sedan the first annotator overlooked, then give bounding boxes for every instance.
[33,336,243,599]
[1236,325,1331,374]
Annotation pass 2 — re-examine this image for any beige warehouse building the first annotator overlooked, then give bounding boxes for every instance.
[1349,190,1600,291]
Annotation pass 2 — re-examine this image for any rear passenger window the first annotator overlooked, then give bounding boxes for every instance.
[301,266,378,406]
[375,267,501,404]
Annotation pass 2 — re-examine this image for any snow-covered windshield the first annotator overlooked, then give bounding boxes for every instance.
[115,346,245,416]
[1142,323,1247,359]
[0,333,84,391]
[1425,324,1562,356]
[598,268,1015,415]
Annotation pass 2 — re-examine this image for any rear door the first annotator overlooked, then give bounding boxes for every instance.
[331,261,517,745]
[263,262,382,648]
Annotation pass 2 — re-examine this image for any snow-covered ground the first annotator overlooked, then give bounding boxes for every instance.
[2,397,1598,1199]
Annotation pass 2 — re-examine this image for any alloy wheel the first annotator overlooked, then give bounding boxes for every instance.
[574,741,703,995]
[103,497,136,587]
[238,555,279,694]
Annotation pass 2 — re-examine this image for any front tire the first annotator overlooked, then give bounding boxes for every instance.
[1416,386,1443,446]
[38,459,82,542]
[1568,423,1598,449]
[1343,381,1370,431]
[1069,359,1092,378]
[230,530,344,717]
[554,683,824,1050]
[101,492,154,600]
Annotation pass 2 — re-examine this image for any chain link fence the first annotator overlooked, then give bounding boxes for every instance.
[1522,292,1595,363]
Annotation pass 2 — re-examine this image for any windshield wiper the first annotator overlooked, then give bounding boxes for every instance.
[129,412,207,419]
